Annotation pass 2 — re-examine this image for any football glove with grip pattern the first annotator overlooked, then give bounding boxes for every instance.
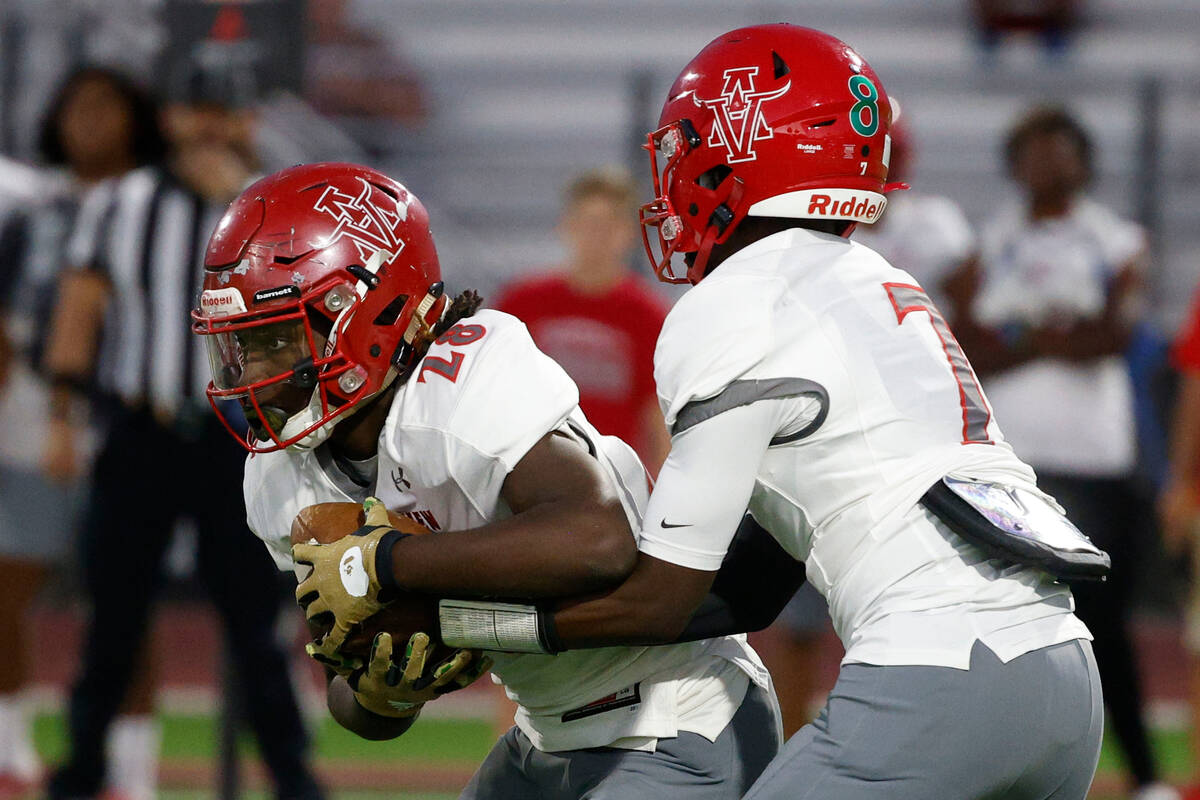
[349,632,492,718]
[293,497,408,662]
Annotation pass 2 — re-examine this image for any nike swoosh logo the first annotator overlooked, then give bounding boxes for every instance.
[660,520,690,529]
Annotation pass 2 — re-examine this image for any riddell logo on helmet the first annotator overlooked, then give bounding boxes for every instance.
[199,288,247,317]
[807,193,883,222]
[701,66,790,164]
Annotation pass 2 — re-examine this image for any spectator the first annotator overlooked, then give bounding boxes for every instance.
[972,0,1084,62]
[0,66,162,799]
[1160,292,1200,800]
[495,166,670,473]
[304,0,428,126]
[40,63,324,800]
[962,105,1175,800]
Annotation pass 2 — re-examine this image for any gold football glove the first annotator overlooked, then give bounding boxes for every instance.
[349,632,493,718]
[294,497,398,660]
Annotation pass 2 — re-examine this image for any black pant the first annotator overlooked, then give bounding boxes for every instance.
[1037,471,1159,788]
[49,407,322,800]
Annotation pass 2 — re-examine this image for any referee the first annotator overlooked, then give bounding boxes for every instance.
[42,69,324,800]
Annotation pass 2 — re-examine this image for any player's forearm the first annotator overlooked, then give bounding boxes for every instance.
[387,498,636,598]
[551,552,715,647]
[326,674,417,741]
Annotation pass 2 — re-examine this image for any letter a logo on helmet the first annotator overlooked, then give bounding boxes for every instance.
[701,67,790,164]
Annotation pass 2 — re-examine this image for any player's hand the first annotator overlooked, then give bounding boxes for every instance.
[348,632,493,718]
[294,497,402,659]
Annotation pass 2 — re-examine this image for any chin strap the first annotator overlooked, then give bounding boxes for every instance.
[686,178,746,284]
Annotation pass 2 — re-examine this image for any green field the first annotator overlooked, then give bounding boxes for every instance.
[26,712,1197,799]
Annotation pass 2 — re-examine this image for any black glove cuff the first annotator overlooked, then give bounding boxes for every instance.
[536,607,566,654]
[374,529,411,603]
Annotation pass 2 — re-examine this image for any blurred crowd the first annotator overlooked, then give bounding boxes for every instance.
[0,1,1196,800]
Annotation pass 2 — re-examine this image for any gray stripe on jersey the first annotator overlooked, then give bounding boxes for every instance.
[672,378,829,443]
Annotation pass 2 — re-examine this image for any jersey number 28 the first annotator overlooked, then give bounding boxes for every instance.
[417,324,487,384]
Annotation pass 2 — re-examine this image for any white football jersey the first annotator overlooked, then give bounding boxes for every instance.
[244,309,769,751]
[645,229,1090,670]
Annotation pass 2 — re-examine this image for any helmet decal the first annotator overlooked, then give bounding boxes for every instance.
[312,176,409,264]
[848,75,880,137]
[700,67,790,164]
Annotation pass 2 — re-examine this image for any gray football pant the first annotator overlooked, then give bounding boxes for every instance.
[459,683,781,800]
[745,638,1103,800]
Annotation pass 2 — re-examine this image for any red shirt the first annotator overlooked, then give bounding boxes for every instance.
[1174,290,1200,371]
[494,272,669,462]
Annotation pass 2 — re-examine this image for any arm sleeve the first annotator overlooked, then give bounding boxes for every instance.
[671,513,807,641]
[636,398,785,570]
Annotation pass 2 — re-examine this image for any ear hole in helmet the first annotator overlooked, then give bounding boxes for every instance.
[372,294,411,326]
[696,164,733,191]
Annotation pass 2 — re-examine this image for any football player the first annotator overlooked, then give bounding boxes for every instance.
[302,25,1106,800]
[191,162,781,799]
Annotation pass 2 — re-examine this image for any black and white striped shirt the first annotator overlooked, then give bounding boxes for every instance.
[68,165,226,416]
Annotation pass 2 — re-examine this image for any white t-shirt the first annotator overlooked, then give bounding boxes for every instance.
[974,197,1146,476]
[244,309,770,752]
[853,192,974,315]
[638,228,1090,670]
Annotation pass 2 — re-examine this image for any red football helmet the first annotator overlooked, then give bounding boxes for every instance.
[640,24,904,284]
[191,162,447,452]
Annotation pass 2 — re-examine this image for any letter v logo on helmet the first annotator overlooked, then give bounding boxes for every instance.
[701,66,790,164]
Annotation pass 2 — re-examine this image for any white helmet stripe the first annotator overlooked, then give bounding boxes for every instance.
[747,188,887,224]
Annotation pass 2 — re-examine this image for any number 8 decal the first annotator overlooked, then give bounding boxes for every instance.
[848,75,879,137]
[883,283,992,445]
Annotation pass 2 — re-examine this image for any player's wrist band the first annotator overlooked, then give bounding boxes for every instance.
[437,599,564,654]
[373,529,411,602]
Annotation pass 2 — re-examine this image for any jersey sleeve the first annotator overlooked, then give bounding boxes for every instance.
[638,399,785,570]
[395,311,581,518]
[243,453,299,572]
[653,274,777,432]
[1096,209,1146,271]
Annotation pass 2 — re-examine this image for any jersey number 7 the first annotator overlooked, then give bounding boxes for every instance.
[883,283,992,445]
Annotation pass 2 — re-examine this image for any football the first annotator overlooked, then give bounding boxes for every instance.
[290,501,447,663]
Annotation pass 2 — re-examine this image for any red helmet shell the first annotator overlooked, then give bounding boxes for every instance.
[193,162,446,451]
[640,24,900,283]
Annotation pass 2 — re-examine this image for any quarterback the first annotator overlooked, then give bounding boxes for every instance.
[388,25,1101,800]
[191,162,780,798]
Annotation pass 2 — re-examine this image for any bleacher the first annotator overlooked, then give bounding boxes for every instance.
[356,0,1200,330]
